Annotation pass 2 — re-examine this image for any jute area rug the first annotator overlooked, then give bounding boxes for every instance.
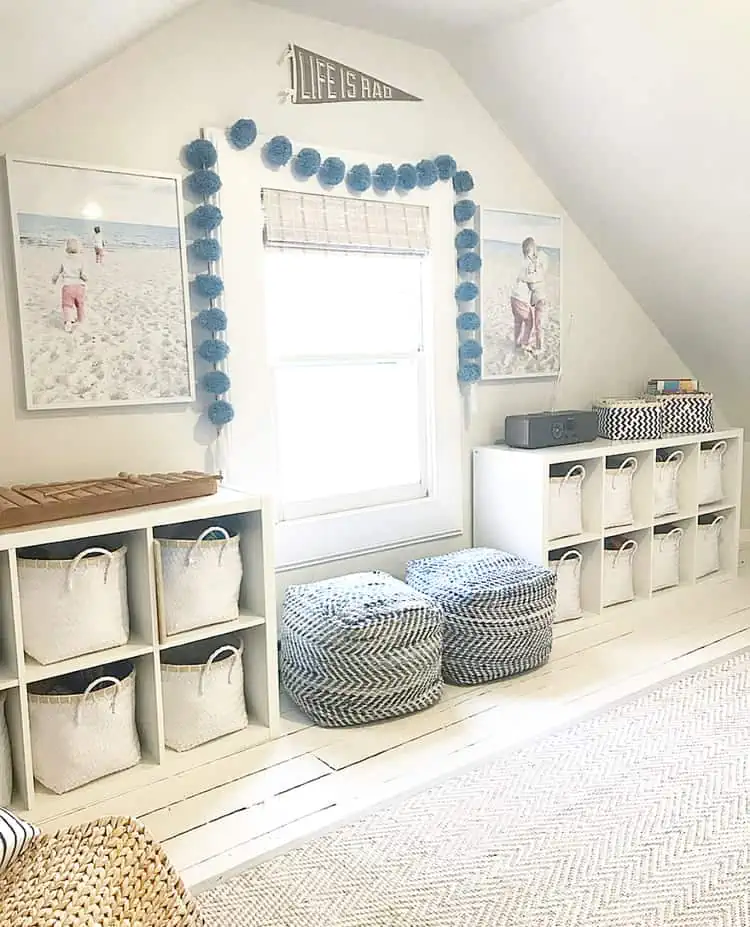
[199,649,750,926]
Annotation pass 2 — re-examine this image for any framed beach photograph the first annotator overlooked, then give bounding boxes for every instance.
[5,156,195,410]
[479,208,562,380]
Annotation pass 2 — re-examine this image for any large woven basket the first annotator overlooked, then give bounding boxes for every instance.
[161,636,248,752]
[28,662,141,794]
[0,816,203,926]
[0,693,11,806]
[155,525,243,638]
[17,543,129,665]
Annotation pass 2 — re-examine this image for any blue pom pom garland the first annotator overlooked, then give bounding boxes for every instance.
[293,147,322,178]
[190,204,223,231]
[194,273,224,299]
[459,340,483,361]
[347,163,372,193]
[453,170,475,194]
[197,307,227,332]
[203,370,231,395]
[198,338,230,364]
[208,400,235,427]
[455,281,479,303]
[229,118,257,150]
[187,169,222,198]
[318,156,346,187]
[455,228,480,250]
[457,362,481,383]
[185,138,218,170]
[416,159,439,187]
[454,199,477,223]
[395,163,418,192]
[373,163,397,193]
[191,237,222,262]
[264,135,293,167]
[457,311,481,331]
[434,155,458,180]
[457,252,482,274]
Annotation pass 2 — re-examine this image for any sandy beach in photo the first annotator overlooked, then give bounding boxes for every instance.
[18,241,192,407]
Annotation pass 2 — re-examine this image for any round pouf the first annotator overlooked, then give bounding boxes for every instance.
[405,548,555,685]
[280,571,444,727]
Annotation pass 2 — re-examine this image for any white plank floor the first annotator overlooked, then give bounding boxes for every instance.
[40,568,750,893]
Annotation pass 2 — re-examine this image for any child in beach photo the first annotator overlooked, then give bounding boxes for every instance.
[93,226,105,264]
[51,237,88,333]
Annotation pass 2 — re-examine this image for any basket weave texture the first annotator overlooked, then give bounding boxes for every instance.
[0,815,203,926]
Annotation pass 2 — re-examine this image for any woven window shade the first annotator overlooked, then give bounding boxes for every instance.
[263,188,430,254]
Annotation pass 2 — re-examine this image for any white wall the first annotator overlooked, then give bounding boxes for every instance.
[0,0,691,583]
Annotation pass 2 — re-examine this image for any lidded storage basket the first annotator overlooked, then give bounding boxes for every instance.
[28,661,141,794]
[18,541,129,665]
[0,693,12,806]
[603,456,638,528]
[652,526,683,591]
[698,441,727,506]
[549,549,583,623]
[548,464,586,540]
[594,398,662,441]
[602,538,638,607]
[161,636,248,752]
[653,450,684,518]
[155,524,243,638]
[696,514,724,579]
[659,392,714,435]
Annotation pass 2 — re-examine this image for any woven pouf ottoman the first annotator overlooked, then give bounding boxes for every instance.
[405,547,555,685]
[280,571,444,727]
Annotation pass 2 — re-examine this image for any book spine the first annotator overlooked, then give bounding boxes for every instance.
[646,378,699,394]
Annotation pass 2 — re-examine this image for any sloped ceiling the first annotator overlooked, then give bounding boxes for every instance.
[0,0,199,124]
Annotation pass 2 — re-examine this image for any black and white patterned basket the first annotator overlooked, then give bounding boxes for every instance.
[658,392,714,435]
[280,571,443,728]
[405,548,555,686]
[594,398,663,441]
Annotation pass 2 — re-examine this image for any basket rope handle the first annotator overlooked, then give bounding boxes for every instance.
[706,441,728,459]
[608,456,638,488]
[562,464,586,486]
[199,645,241,696]
[188,526,231,566]
[614,539,638,564]
[662,450,684,471]
[75,676,122,724]
[558,549,583,565]
[707,515,725,534]
[658,526,684,552]
[67,547,114,592]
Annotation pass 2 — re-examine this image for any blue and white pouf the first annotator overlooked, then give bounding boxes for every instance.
[280,571,444,727]
[405,548,555,686]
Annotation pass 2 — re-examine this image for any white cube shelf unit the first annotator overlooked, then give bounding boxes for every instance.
[473,429,743,618]
[0,488,278,824]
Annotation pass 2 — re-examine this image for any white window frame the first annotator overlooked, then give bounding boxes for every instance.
[208,130,463,570]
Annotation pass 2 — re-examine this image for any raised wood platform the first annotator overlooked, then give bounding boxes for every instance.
[0,472,219,531]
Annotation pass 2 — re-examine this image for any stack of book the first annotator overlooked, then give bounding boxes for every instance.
[646,378,700,395]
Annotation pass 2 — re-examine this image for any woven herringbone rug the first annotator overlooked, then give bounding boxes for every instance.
[199,649,750,926]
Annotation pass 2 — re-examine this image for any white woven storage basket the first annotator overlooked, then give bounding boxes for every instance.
[161,636,248,752]
[602,539,638,607]
[698,441,727,506]
[155,526,243,638]
[653,450,684,518]
[696,516,724,579]
[0,693,12,806]
[603,456,638,528]
[548,465,586,540]
[18,545,129,665]
[652,527,683,591]
[28,663,141,794]
[549,549,583,623]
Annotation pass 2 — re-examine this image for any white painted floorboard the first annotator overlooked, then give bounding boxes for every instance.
[40,570,750,892]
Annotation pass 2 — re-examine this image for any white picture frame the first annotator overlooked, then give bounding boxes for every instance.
[5,155,195,411]
[478,207,562,381]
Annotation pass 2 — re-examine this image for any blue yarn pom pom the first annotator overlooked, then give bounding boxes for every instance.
[459,340,483,361]
[318,156,346,186]
[458,362,481,383]
[455,281,479,302]
[373,163,397,193]
[197,307,227,332]
[197,338,230,363]
[457,311,481,331]
[455,228,480,250]
[194,273,224,299]
[191,237,222,262]
[293,148,322,179]
[190,204,223,231]
[187,169,222,198]
[395,163,418,192]
[264,135,293,167]
[453,170,475,194]
[208,399,235,427]
[203,370,231,395]
[434,155,458,180]
[457,252,482,274]
[229,118,257,150]
[416,159,439,187]
[185,138,218,170]
[454,199,477,223]
[347,163,372,193]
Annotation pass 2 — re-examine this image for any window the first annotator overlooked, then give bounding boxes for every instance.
[244,163,462,570]
[263,190,429,522]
